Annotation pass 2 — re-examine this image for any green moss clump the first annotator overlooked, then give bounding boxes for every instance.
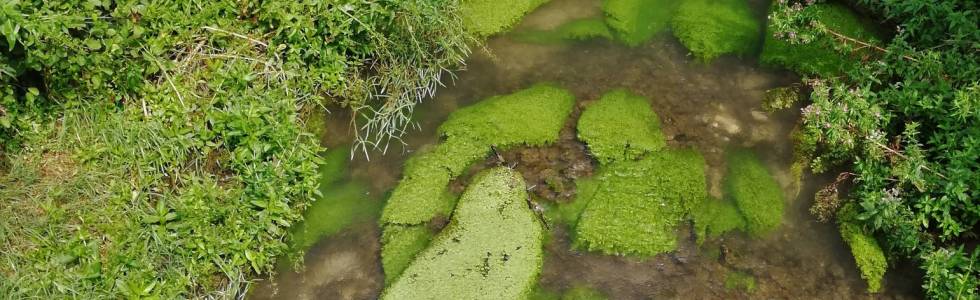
[838,204,887,293]
[516,18,614,44]
[439,84,576,148]
[724,270,757,292]
[760,3,881,76]
[692,197,747,244]
[319,146,351,187]
[462,0,550,37]
[381,224,435,284]
[725,149,784,236]
[602,0,678,46]
[381,84,575,226]
[577,89,666,164]
[762,87,801,113]
[382,168,544,299]
[670,0,761,61]
[574,149,706,256]
[552,177,601,228]
[562,285,608,300]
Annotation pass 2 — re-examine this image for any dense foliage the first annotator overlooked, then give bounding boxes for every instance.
[769,0,979,297]
[0,0,470,298]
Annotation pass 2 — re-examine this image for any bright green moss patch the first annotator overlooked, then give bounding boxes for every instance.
[439,84,576,148]
[382,168,544,299]
[575,149,707,256]
[381,224,435,284]
[577,89,666,164]
[516,18,614,44]
[725,149,784,236]
[462,0,550,37]
[724,270,757,292]
[670,0,761,61]
[562,286,608,300]
[760,3,881,76]
[692,197,747,244]
[530,286,562,300]
[839,204,887,293]
[602,0,678,46]
[381,84,574,225]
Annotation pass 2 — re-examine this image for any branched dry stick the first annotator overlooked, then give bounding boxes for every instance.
[816,23,919,62]
[871,140,947,180]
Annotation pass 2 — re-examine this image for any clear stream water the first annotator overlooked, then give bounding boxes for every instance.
[251,0,922,298]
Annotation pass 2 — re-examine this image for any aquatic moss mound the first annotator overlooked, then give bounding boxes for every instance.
[725,149,783,236]
[577,89,666,164]
[574,149,707,256]
[838,204,887,292]
[382,168,544,299]
[381,84,575,225]
[516,18,614,44]
[462,0,550,37]
[602,0,678,46]
[692,197,747,244]
[724,271,757,292]
[670,0,761,61]
[381,224,435,284]
[562,285,608,300]
[760,3,881,76]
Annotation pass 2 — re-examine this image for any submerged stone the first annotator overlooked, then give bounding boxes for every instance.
[724,270,757,292]
[724,149,784,236]
[838,204,886,293]
[462,0,550,37]
[516,18,614,44]
[602,0,678,46]
[381,84,575,226]
[382,168,544,299]
[760,3,882,76]
[574,149,707,256]
[577,89,666,164]
[670,0,761,62]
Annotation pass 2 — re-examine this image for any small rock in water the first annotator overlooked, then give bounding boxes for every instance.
[712,114,741,135]
[750,110,769,122]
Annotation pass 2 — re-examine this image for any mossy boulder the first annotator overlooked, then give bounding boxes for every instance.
[462,0,550,37]
[574,149,707,256]
[725,149,784,236]
[692,197,747,244]
[838,204,887,292]
[516,18,614,44]
[381,84,575,225]
[381,224,435,284]
[577,89,666,164]
[602,0,678,46]
[670,0,761,61]
[760,3,881,76]
[382,168,544,299]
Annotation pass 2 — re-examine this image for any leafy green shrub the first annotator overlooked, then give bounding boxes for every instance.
[462,0,550,37]
[574,149,706,256]
[577,89,666,164]
[382,168,544,299]
[602,0,678,46]
[761,3,880,76]
[770,1,979,297]
[725,149,784,236]
[670,0,761,61]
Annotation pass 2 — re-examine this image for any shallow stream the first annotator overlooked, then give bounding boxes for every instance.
[250,0,922,298]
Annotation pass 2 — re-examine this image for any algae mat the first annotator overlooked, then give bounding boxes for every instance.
[382,167,544,299]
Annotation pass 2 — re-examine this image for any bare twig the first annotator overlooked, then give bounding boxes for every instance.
[821,27,919,62]
[202,26,268,48]
[872,140,947,179]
